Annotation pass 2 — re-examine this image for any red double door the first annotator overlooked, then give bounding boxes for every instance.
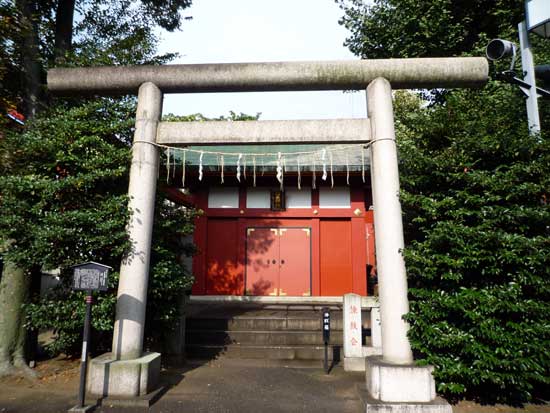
[245,227,311,296]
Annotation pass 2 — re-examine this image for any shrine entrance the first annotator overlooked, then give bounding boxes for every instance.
[245,227,311,296]
[48,57,488,402]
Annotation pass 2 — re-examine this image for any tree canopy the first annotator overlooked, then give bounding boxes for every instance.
[1,0,192,118]
[338,0,550,404]
[336,0,524,59]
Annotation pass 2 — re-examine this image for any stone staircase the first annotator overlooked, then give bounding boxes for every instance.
[184,300,372,364]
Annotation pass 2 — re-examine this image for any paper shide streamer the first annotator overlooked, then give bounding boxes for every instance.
[321,148,327,181]
[236,153,243,182]
[252,156,257,187]
[182,150,186,188]
[276,152,284,190]
[221,155,225,184]
[297,156,301,190]
[166,147,171,184]
[198,151,204,181]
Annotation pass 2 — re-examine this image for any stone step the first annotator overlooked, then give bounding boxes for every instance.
[185,357,330,369]
[186,316,358,332]
[185,329,345,346]
[186,311,371,331]
[185,344,343,361]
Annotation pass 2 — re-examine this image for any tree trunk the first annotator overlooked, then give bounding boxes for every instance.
[54,0,76,64]
[16,0,43,118]
[1,0,47,378]
[0,258,33,377]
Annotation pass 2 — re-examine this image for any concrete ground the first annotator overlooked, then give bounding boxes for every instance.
[0,357,549,413]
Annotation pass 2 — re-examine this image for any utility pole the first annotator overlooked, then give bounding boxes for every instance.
[518,21,541,134]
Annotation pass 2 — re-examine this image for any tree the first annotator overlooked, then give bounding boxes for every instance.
[336,0,523,59]
[0,0,193,375]
[0,100,195,356]
[338,0,550,403]
[3,0,191,116]
[394,87,550,403]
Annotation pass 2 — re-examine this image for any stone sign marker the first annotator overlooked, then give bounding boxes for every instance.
[343,293,363,371]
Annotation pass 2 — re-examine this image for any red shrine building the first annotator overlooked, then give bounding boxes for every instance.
[168,146,377,298]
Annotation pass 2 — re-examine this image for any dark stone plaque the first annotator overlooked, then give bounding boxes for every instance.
[72,262,112,291]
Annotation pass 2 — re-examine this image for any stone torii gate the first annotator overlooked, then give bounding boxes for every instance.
[48,57,488,411]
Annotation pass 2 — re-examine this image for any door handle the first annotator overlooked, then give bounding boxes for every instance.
[281,259,285,264]
[272,259,277,264]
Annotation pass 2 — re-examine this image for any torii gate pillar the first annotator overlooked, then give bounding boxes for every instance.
[363,78,450,412]
[87,82,163,398]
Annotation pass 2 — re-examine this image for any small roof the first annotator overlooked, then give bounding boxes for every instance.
[71,261,113,270]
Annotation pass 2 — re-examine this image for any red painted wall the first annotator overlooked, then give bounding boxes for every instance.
[319,220,353,295]
[205,219,243,295]
[190,183,373,296]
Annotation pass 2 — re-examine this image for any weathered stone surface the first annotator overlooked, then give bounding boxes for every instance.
[366,356,436,403]
[112,82,162,361]
[356,384,452,413]
[156,119,371,146]
[343,293,363,360]
[87,352,161,397]
[367,78,414,365]
[48,58,488,95]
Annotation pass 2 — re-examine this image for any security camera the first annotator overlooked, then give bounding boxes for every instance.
[486,39,516,61]
[486,39,517,72]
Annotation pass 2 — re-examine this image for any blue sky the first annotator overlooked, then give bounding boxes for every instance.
[157,0,367,120]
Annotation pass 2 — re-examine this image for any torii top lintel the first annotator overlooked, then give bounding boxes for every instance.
[47,57,488,95]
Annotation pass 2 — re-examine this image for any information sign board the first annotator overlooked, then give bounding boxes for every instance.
[72,262,112,291]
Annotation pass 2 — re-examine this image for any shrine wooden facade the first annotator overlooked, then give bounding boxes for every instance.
[175,176,376,297]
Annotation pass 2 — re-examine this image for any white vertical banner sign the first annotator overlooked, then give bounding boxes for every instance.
[343,293,363,359]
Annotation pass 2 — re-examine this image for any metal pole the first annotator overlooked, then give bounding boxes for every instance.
[519,21,541,134]
[324,343,329,374]
[78,292,92,408]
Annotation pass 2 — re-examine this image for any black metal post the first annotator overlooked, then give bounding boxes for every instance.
[322,307,330,374]
[77,291,93,408]
[324,342,329,374]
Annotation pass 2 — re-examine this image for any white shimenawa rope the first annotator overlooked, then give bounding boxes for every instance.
[243,155,247,180]
[136,140,376,158]
[134,139,396,187]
